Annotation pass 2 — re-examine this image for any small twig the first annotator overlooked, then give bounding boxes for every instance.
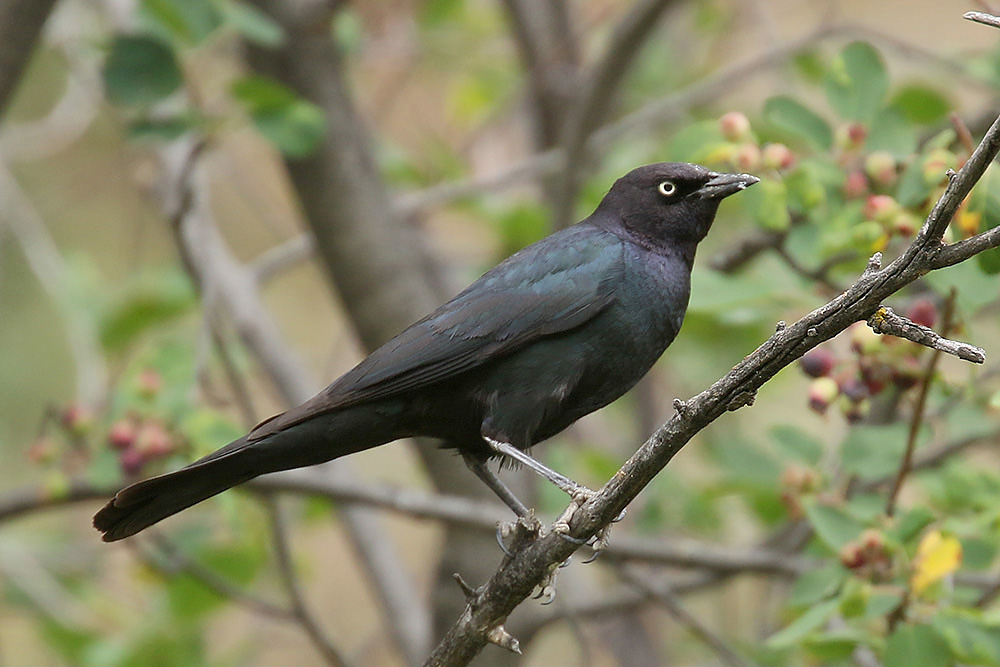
[868,304,984,363]
[265,496,351,667]
[251,233,315,284]
[884,292,958,517]
[619,566,751,667]
[965,10,1000,28]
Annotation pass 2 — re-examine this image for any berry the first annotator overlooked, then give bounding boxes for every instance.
[734,142,761,172]
[843,170,869,199]
[864,151,897,187]
[906,297,937,328]
[849,322,882,356]
[61,403,94,437]
[108,420,137,450]
[119,448,145,476]
[719,111,751,141]
[136,420,174,458]
[799,348,836,378]
[809,377,840,414]
[762,143,795,171]
[863,194,900,224]
[27,436,58,465]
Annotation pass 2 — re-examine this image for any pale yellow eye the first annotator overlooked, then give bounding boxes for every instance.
[658,181,677,197]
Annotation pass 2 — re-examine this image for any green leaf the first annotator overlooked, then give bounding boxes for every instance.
[824,42,889,122]
[867,108,917,157]
[99,271,197,351]
[763,96,833,150]
[803,499,867,551]
[841,423,911,479]
[231,74,298,109]
[885,624,952,667]
[783,164,826,215]
[103,35,183,106]
[896,157,932,207]
[140,0,220,45]
[768,598,840,648]
[890,506,936,544]
[232,76,325,157]
[770,424,823,465]
[742,178,790,231]
[890,85,952,124]
[219,0,284,47]
[251,102,326,157]
[789,562,845,607]
[933,610,1000,665]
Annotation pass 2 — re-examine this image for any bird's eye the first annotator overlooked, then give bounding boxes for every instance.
[658,181,677,197]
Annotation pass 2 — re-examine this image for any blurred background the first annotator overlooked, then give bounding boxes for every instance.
[2,0,1000,665]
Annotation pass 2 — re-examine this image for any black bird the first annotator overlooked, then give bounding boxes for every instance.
[94,162,757,542]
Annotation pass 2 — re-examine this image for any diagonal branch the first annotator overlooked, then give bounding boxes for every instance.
[424,101,1000,667]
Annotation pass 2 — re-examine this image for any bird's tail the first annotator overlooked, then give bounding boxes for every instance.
[93,435,265,542]
[94,403,405,542]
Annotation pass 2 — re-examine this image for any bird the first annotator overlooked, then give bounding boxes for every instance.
[94,162,758,542]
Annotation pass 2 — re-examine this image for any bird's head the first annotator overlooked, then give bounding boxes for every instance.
[597,162,759,247]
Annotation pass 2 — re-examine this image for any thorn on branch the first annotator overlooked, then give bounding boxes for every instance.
[486,625,521,654]
[453,572,479,601]
[775,320,786,332]
[863,252,883,278]
[673,398,690,416]
[726,391,756,411]
[868,306,985,363]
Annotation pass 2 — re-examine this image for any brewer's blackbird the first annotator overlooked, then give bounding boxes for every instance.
[94,162,757,542]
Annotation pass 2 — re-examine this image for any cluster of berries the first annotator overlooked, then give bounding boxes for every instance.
[718,111,796,173]
[800,298,938,422]
[28,369,180,477]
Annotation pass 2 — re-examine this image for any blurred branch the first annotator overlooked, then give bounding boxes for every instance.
[551,0,679,228]
[0,160,108,406]
[141,533,293,620]
[245,1,518,652]
[424,102,1000,666]
[0,0,59,118]
[266,497,351,667]
[157,137,432,665]
[619,566,751,667]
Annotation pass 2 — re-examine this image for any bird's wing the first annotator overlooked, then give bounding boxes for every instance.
[249,226,623,441]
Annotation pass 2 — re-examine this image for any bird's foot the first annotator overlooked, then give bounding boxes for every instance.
[531,561,562,605]
[495,512,541,558]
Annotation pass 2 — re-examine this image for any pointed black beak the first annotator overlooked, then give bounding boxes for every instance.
[695,172,760,200]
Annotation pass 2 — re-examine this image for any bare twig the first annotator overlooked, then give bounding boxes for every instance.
[265,497,351,667]
[868,303,983,364]
[883,291,958,517]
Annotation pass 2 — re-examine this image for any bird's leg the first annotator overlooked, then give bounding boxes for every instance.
[483,437,606,547]
[463,453,535,556]
[483,437,595,503]
[463,453,531,517]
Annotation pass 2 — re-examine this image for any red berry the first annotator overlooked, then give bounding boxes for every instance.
[809,377,840,414]
[906,298,937,328]
[843,170,869,199]
[863,194,899,224]
[734,142,761,172]
[762,143,795,171]
[840,542,866,569]
[800,348,837,378]
[108,420,136,450]
[864,151,897,187]
[61,403,94,437]
[119,448,145,476]
[27,436,57,465]
[136,420,174,458]
[719,111,751,141]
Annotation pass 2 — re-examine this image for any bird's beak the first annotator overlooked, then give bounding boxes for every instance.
[695,172,760,200]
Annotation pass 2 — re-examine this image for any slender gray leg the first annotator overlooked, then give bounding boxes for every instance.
[483,437,591,499]
[462,453,530,517]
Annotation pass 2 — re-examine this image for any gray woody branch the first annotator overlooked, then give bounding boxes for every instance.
[868,305,985,363]
[423,74,1000,667]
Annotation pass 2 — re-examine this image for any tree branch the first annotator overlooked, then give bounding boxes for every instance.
[424,102,1000,667]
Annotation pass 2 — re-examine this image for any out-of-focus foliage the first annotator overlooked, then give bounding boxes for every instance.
[3,2,1000,666]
